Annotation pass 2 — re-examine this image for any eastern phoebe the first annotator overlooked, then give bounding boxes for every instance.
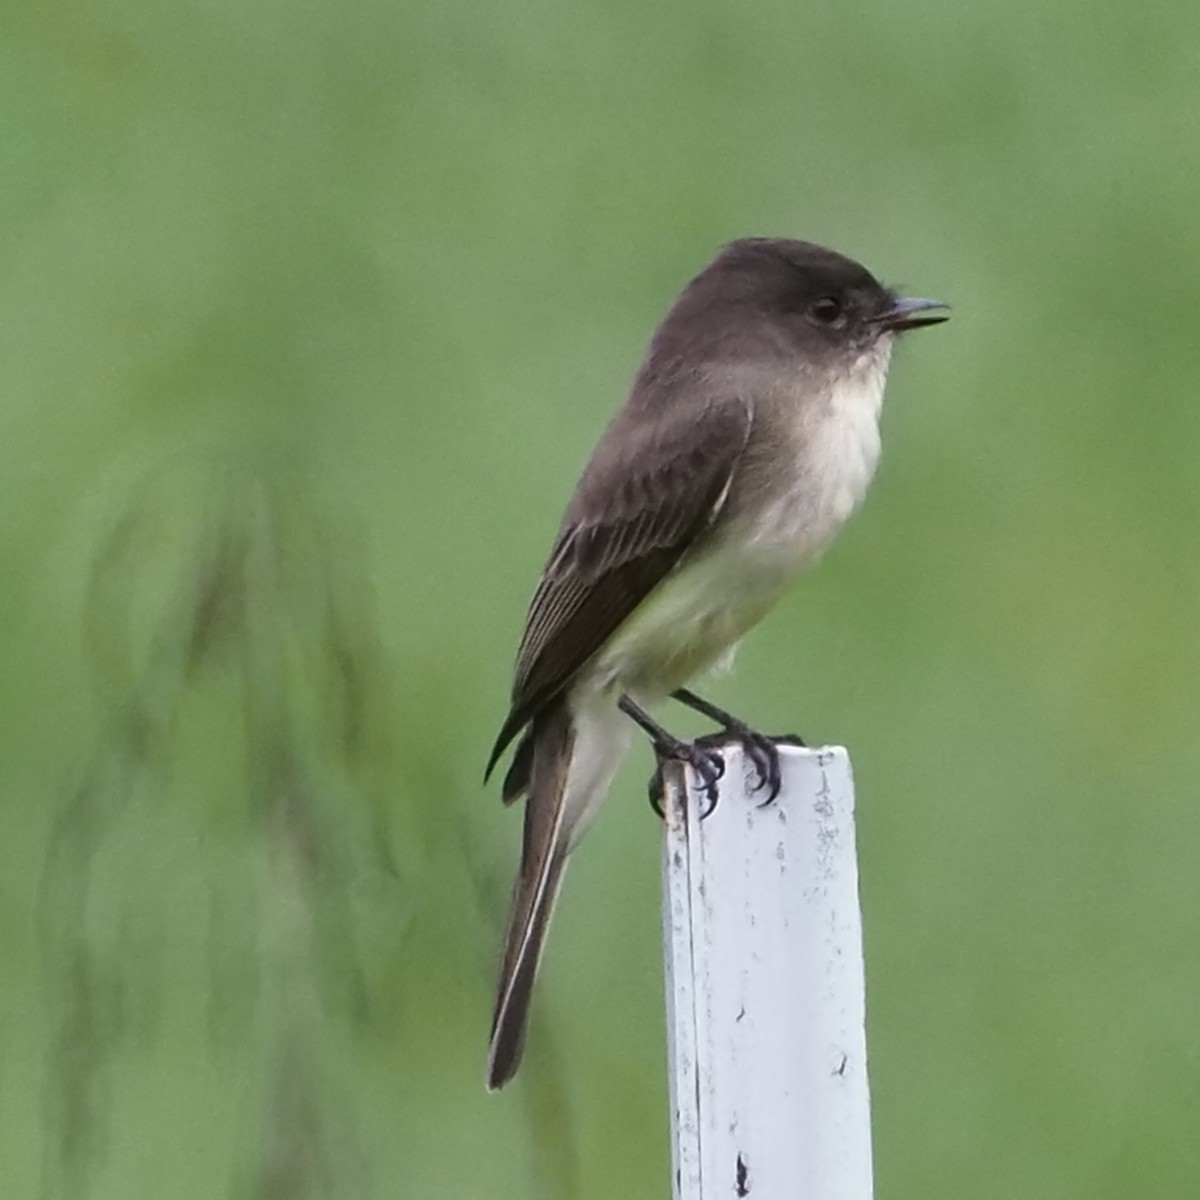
[484,237,948,1090]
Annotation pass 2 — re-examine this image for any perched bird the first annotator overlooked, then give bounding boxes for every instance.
[484,237,948,1089]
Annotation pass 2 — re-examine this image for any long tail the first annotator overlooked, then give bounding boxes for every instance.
[486,702,576,1091]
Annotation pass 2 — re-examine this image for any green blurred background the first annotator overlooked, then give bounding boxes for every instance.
[2,0,1198,1196]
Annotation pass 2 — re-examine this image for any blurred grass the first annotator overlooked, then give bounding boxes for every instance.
[1,0,1198,1195]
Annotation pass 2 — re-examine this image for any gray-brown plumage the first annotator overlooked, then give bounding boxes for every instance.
[486,398,751,793]
[485,238,947,1090]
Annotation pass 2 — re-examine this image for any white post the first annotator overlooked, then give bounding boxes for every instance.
[661,744,873,1200]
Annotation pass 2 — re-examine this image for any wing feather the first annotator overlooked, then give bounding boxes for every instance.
[485,396,751,779]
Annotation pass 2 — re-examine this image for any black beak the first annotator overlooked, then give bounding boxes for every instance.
[875,296,951,332]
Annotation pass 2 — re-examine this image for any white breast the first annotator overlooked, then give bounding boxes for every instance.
[588,344,893,699]
[743,344,889,566]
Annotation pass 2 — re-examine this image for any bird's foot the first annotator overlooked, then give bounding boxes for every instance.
[694,726,805,808]
[618,693,726,820]
[646,736,725,820]
[669,688,805,806]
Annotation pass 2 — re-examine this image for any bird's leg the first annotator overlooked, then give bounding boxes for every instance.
[617,694,724,818]
[671,688,805,806]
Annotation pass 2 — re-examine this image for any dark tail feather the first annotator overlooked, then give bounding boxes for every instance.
[500,728,535,804]
[487,703,574,1091]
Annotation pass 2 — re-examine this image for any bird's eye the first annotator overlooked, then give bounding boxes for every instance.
[809,296,843,324]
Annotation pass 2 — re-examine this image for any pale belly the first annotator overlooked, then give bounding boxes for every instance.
[584,386,882,702]
[588,545,798,697]
[585,489,859,699]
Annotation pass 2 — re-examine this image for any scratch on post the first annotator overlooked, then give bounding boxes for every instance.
[735,1152,750,1196]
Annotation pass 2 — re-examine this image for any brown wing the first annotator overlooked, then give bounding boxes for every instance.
[485,395,752,779]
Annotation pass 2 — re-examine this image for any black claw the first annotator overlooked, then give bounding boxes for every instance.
[668,689,805,808]
[748,733,782,806]
[683,744,723,820]
[645,740,724,820]
[663,737,721,799]
[687,743,724,808]
[695,727,798,807]
[646,744,724,818]
[648,769,666,818]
